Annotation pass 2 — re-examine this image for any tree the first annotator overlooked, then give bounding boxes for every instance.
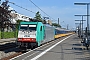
[34,11,42,22]
[52,23,61,28]
[0,0,11,27]
[16,20,23,29]
[0,0,12,38]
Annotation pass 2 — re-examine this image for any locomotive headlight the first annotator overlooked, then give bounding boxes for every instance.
[32,39,34,40]
[18,38,22,40]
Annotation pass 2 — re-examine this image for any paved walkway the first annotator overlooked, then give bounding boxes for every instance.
[0,38,16,43]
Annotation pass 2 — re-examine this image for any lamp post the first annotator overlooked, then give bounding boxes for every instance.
[75,15,86,36]
[74,2,90,37]
[75,20,82,38]
[75,20,85,38]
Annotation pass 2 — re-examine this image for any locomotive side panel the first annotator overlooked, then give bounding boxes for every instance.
[36,22,45,46]
[41,25,55,44]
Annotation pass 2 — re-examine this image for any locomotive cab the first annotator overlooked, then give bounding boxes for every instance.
[17,22,44,49]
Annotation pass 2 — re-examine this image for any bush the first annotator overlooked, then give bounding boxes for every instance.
[0,31,18,39]
[0,31,1,39]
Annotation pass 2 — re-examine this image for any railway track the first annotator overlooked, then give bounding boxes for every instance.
[1,36,66,60]
[0,42,22,60]
[1,52,22,60]
[0,42,17,51]
[0,40,19,60]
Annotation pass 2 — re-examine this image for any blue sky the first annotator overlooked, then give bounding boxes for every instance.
[1,0,90,30]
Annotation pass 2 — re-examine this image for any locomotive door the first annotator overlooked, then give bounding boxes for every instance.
[40,26,42,40]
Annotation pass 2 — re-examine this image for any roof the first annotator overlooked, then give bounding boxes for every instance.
[20,21,42,25]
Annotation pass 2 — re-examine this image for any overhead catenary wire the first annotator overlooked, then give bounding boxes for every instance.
[9,1,56,21]
[28,0,56,21]
[9,1,36,14]
[8,1,47,19]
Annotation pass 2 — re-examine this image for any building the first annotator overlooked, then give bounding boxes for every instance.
[10,11,32,24]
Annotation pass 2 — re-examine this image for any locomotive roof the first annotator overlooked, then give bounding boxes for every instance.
[20,21,42,24]
[20,21,54,27]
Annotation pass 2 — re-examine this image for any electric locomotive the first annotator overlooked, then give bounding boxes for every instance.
[17,21,55,49]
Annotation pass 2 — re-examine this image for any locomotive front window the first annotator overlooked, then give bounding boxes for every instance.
[29,25,36,31]
[20,25,28,30]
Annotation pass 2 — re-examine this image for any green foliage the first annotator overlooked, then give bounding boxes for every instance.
[34,11,42,22]
[0,31,1,39]
[1,32,17,38]
[3,32,15,38]
[52,23,61,28]
[0,31,18,39]
[42,20,46,24]
[16,20,23,30]
[16,20,23,24]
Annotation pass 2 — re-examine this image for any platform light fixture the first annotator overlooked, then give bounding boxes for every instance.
[75,15,86,35]
[74,2,90,37]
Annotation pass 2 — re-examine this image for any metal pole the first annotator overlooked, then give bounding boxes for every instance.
[80,21,81,38]
[78,26,79,36]
[67,24,68,30]
[87,4,89,37]
[82,16,83,35]
[58,18,59,25]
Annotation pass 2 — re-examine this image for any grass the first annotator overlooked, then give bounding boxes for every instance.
[0,31,1,39]
[0,31,18,39]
